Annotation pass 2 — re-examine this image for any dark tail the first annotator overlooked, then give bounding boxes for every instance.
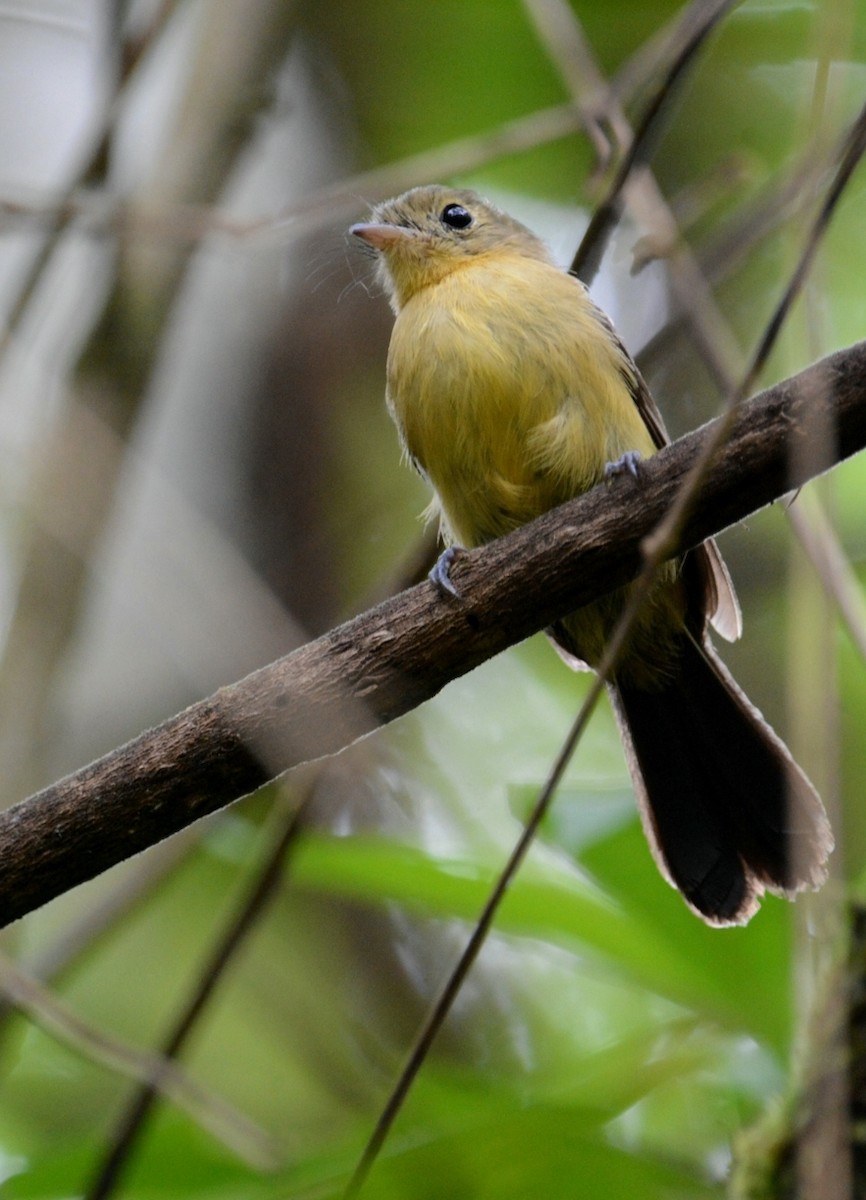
[610,634,833,925]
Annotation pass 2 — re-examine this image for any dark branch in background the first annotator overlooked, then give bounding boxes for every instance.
[0,0,182,360]
[640,95,866,564]
[0,947,277,1166]
[0,5,305,817]
[526,0,746,391]
[84,790,308,1200]
[0,342,863,929]
[569,0,737,283]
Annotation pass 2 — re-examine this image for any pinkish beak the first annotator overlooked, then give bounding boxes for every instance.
[350,222,416,250]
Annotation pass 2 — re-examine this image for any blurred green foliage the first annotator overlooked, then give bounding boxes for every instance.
[3,1,866,1198]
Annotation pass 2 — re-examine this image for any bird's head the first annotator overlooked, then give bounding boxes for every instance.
[350,185,552,310]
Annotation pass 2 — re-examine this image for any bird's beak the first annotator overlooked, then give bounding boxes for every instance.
[350,222,416,250]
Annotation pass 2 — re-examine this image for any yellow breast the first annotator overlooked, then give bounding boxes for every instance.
[385,253,656,548]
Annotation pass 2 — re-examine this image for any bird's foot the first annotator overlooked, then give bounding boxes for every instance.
[604,450,642,480]
[429,546,462,597]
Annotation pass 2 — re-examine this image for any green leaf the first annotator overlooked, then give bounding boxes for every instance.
[291,832,790,1044]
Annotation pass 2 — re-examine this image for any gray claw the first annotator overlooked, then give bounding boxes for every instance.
[604,451,642,480]
[429,547,461,597]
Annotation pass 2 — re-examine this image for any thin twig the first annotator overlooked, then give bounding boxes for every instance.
[0,950,278,1168]
[341,587,633,1198]
[0,102,589,253]
[120,0,181,79]
[85,786,308,1198]
[637,151,826,379]
[0,828,203,1029]
[643,95,866,568]
[569,0,739,284]
[340,92,866,1198]
[0,1,182,359]
[525,0,745,394]
[786,497,866,662]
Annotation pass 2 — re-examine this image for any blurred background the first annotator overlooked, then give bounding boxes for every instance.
[0,1,864,1197]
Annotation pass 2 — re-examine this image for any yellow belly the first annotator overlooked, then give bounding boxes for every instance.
[385,252,681,677]
[387,255,654,542]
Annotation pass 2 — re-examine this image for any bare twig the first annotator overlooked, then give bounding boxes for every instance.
[786,497,866,662]
[341,646,612,1198]
[525,0,745,393]
[0,3,303,809]
[0,102,590,252]
[642,96,866,569]
[0,829,203,1029]
[85,787,307,1199]
[569,0,739,284]
[0,0,182,357]
[0,950,278,1168]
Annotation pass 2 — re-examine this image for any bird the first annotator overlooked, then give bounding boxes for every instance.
[350,184,832,925]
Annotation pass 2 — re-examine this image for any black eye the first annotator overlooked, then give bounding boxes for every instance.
[440,203,473,230]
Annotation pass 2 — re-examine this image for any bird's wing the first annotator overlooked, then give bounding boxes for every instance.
[619,338,742,643]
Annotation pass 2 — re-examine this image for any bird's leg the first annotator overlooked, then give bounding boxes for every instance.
[429,546,462,597]
[604,450,642,479]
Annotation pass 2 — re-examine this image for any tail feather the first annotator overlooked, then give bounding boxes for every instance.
[611,634,833,925]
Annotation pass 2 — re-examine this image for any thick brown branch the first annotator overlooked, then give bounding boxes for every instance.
[1,341,865,928]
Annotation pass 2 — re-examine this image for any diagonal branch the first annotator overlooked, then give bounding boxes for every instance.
[0,341,865,929]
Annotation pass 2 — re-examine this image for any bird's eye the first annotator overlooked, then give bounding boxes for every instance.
[440,203,473,230]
